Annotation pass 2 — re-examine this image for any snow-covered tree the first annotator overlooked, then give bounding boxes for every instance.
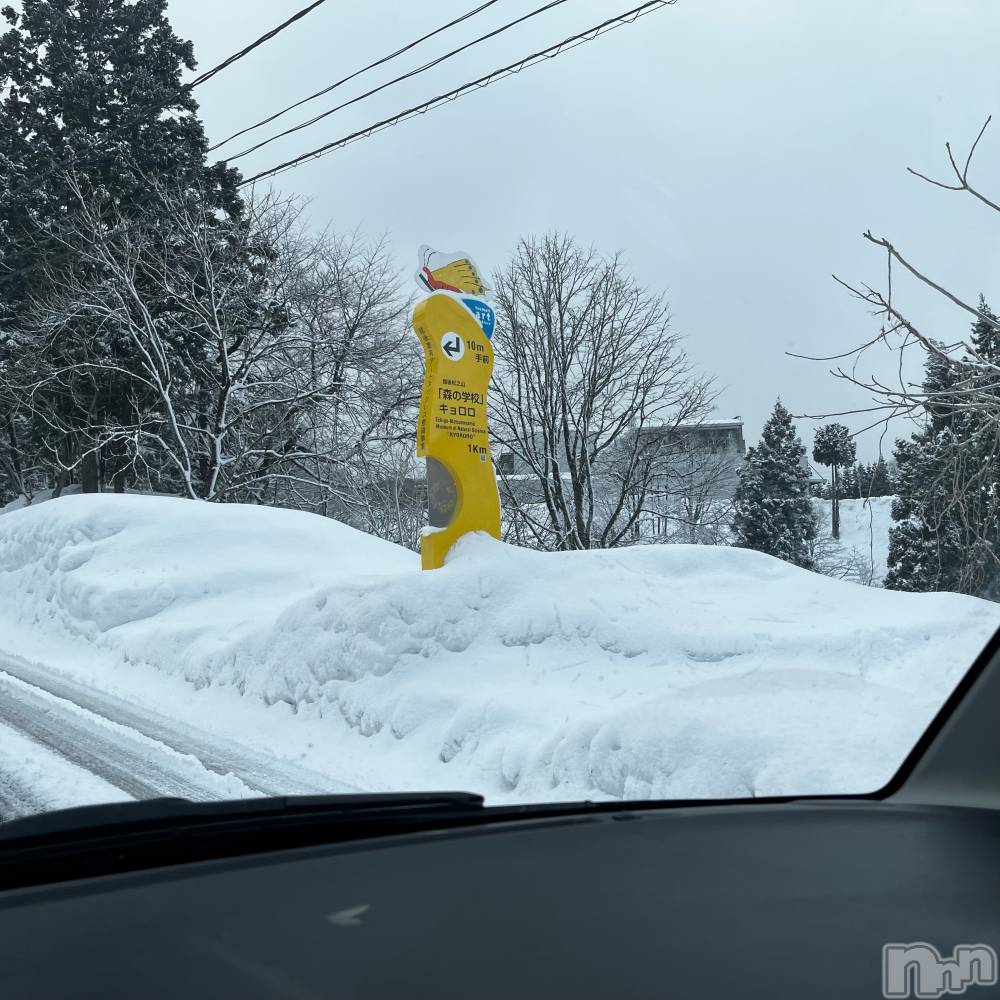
[731,400,817,569]
[885,302,1000,597]
[812,423,857,539]
[0,0,241,492]
[861,456,895,498]
[9,181,416,510]
[885,434,965,593]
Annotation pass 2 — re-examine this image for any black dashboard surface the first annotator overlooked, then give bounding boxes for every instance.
[2,801,999,999]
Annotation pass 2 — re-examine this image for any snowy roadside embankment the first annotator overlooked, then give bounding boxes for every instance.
[814,496,894,586]
[1,494,997,803]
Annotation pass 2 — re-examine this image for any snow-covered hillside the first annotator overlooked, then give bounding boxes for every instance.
[1,494,997,804]
[814,496,894,586]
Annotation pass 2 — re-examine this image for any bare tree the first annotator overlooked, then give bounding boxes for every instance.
[10,179,309,499]
[3,176,417,517]
[350,438,425,550]
[287,230,421,522]
[638,439,739,544]
[0,410,38,504]
[811,532,878,587]
[795,117,1000,594]
[491,233,715,550]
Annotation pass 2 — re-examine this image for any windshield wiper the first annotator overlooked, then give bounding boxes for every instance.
[0,791,484,845]
[0,792,486,890]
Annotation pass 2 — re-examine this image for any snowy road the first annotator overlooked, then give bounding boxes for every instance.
[0,755,43,820]
[0,651,358,821]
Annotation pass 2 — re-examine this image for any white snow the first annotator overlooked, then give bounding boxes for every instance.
[814,496,895,585]
[0,720,129,817]
[0,493,997,805]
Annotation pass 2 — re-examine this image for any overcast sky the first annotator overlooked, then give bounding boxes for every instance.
[167,0,1000,460]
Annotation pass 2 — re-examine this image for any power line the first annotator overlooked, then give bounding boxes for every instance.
[0,0,675,286]
[238,0,675,188]
[188,0,332,90]
[211,0,504,153]
[224,0,571,163]
[227,0,571,164]
[0,1,333,212]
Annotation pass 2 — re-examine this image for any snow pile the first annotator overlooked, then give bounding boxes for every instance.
[814,496,895,586]
[1,494,997,803]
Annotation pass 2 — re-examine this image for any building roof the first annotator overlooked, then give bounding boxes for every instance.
[674,419,744,431]
[641,417,745,432]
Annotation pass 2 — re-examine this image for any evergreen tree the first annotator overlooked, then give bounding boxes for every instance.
[0,0,240,298]
[868,456,893,497]
[812,422,856,539]
[855,461,869,497]
[885,432,966,592]
[971,293,1000,360]
[886,298,1000,596]
[0,0,242,492]
[839,461,859,501]
[731,400,817,569]
[810,478,830,500]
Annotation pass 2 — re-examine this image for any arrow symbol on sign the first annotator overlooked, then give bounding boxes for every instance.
[443,336,461,358]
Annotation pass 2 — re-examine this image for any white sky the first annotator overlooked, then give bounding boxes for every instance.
[167,0,1000,459]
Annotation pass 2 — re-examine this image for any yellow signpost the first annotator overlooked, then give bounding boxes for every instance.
[411,248,500,570]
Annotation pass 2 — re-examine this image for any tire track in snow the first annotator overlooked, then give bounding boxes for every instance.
[0,717,129,822]
[0,652,355,797]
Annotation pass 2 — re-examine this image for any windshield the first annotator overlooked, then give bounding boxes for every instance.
[1,0,999,826]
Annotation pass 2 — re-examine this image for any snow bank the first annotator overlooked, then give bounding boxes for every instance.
[1,494,997,803]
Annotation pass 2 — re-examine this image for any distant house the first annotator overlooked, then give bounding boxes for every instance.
[496,419,746,479]
[495,418,748,543]
[631,419,746,541]
[654,418,747,456]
